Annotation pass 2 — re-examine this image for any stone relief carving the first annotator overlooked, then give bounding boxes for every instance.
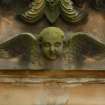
[0,27,105,70]
[18,0,87,24]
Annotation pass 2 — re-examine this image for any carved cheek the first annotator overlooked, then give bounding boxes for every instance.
[43,46,49,52]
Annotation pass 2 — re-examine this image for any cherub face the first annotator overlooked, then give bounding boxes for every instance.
[41,36,64,60]
[39,27,64,60]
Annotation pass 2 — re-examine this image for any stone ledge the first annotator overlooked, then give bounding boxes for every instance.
[0,70,104,84]
[0,70,104,78]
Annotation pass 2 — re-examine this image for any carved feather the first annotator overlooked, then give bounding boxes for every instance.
[69,33,105,56]
[60,0,87,23]
[0,33,37,61]
[68,32,105,67]
[20,0,45,23]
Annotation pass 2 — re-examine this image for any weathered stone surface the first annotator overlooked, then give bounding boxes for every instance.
[0,82,104,105]
[1,8,105,70]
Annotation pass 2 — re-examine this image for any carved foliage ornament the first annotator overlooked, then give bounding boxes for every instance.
[0,27,105,69]
[19,0,87,24]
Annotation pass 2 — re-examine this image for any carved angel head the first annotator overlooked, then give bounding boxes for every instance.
[39,27,65,60]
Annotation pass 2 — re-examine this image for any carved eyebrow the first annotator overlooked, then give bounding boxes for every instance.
[55,42,62,46]
[43,42,51,46]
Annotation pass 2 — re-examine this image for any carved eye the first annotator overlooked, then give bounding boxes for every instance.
[55,42,62,47]
[43,42,50,47]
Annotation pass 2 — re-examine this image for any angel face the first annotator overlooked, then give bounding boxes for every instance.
[39,27,64,60]
[41,36,64,60]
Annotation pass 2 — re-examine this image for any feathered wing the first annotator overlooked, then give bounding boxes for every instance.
[19,0,45,23]
[0,33,37,63]
[60,0,87,23]
[68,32,105,67]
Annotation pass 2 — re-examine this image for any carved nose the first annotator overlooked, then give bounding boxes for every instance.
[50,46,55,52]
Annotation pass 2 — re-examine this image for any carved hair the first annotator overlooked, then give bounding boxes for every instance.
[38,27,65,43]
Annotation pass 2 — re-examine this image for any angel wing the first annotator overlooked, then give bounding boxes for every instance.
[60,0,87,23]
[19,0,45,23]
[0,33,37,63]
[68,32,105,67]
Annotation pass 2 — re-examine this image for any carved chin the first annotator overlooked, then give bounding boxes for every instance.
[46,56,58,60]
[44,54,58,60]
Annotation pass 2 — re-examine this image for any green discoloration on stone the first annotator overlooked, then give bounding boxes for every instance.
[39,27,65,60]
[20,0,45,23]
[0,27,105,69]
[19,0,87,24]
[60,0,87,23]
